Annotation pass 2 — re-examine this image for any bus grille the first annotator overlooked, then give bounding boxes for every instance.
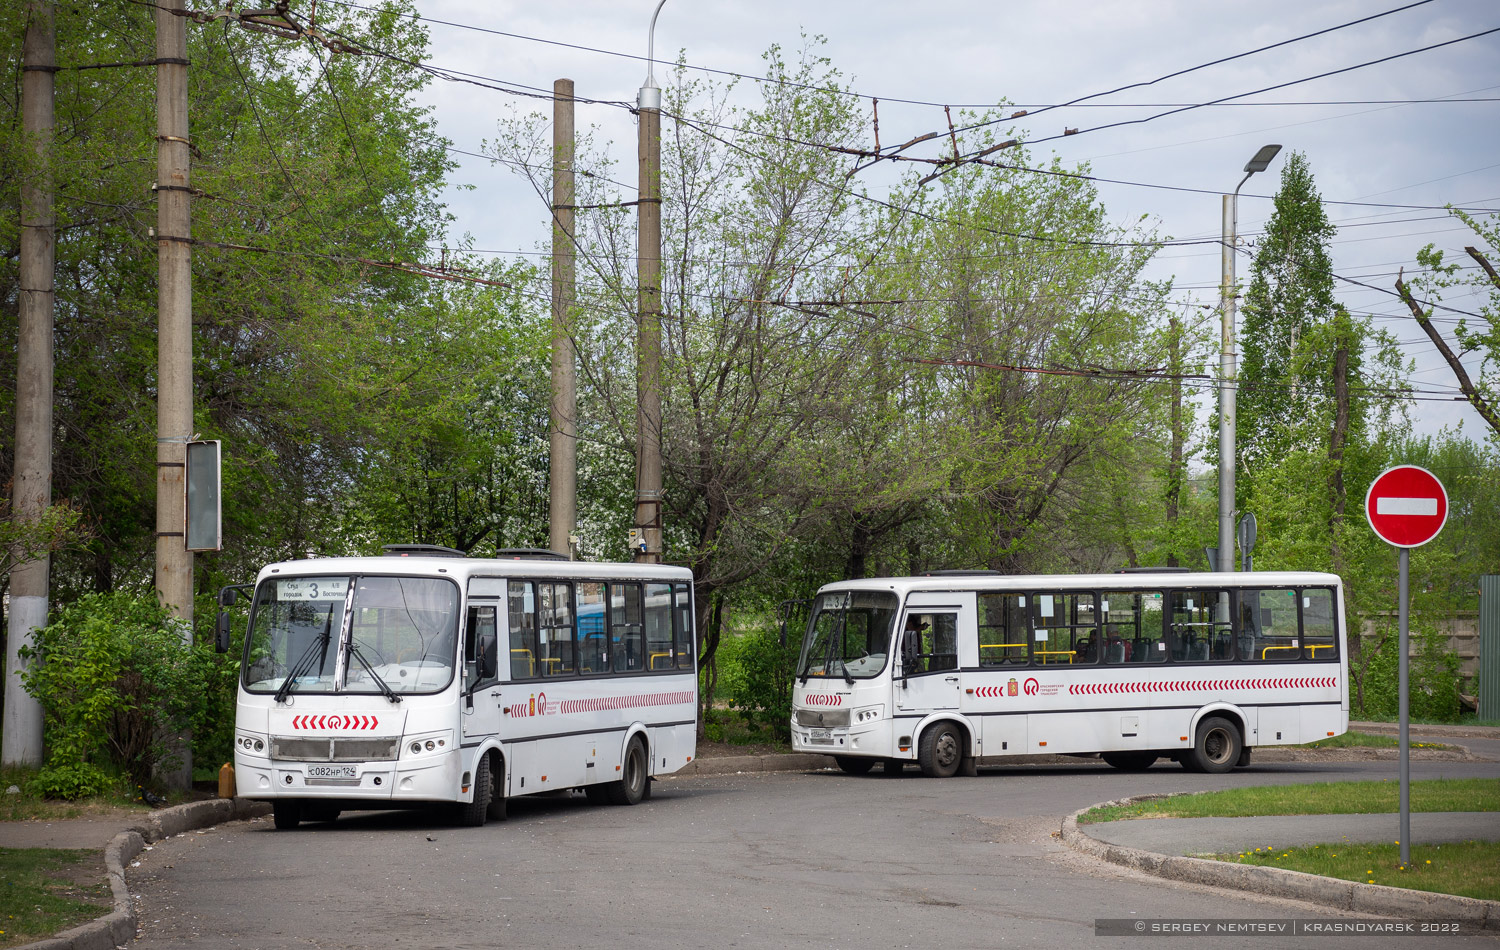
[271,736,399,762]
[795,709,850,728]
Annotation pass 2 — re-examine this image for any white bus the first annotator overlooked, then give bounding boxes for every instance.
[789,571,1348,776]
[218,546,697,829]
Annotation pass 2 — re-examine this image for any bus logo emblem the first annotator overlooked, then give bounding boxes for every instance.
[536,692,547,716]
[1024,678,1039,696]
[1007,678,1018,697]
[529,694,535,716]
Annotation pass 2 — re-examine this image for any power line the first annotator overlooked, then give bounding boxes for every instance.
[936,25,1500,180]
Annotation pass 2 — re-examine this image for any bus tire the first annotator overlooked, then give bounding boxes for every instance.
[604,738,648,805]
[1185,717,1241,774]
[1101,752,1158,771]
[918,722,963,778]
[272,799,302,831]
[485,757,508,821]
[455,754,493,827]
[834,756,876,775]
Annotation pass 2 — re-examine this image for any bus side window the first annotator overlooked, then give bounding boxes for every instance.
[611,582,645,673]
[1300,589,1337,661]
[645,583,674,670]
[508,581,538,679]
[902,612,957,674]
[673,584,695,670]
[977,593,1027,667]
[1243,588,1300,661]
[465,605,498,686]
[539,582,575,676]
[576,582,608,674]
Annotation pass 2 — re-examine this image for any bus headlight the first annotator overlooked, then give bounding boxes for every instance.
[236,733,267,754]
[402,731,452,758]
[854,706,884,724]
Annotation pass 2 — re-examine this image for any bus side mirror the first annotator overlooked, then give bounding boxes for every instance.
[476,632,498,681]
[218,587,239,608]
[215,611,233,653]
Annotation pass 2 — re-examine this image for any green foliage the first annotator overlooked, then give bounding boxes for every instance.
[19,591,223,797]
[1355,617,1465,722]
[726,627,800,740]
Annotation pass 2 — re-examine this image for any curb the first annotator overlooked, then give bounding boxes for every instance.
[17,798,272,950]
[677,753,834,776]
[1059,795,1500,931]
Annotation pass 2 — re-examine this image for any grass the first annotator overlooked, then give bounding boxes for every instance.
[1219,840,1500,901]
[0,848,112,949]
[1298,731,1450,750]
[1079,778,1500,824]
[0,767,153,823]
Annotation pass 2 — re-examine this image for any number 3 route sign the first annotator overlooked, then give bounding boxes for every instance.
[1365,464,1448,548]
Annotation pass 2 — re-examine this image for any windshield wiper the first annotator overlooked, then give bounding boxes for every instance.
[274,612,333,704]
[349,643,402,704]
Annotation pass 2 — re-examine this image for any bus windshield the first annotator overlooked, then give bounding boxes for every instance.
[798,590,897,680]
[243,574,460,695]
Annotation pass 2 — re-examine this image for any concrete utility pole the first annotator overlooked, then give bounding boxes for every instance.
[3,1,56,768]
[549,78,578,559]
[633,1,667,565]
[1217,144,1280,572]
[155,0,194,784]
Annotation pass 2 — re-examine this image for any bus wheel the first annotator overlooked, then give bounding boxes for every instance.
[918,722,963,778]
[455,754,493,827]
[272,800,302,831]
[1185,717,1241,774]
[486,760,508,821]
[1101,752,1158,771]
[834,756,876,775]
[604,738,648,806]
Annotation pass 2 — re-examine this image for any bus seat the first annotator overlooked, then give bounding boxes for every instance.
[1105,638,1125,664]
[1189,638,1209,661]
[1130,638,1148,662]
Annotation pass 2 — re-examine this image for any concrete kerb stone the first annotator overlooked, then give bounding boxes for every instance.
[1060,795,1498,929]
[677,753,834,776]
[15,798,272,950]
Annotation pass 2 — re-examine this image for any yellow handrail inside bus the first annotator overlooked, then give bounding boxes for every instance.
[649,651,674,670]
[1260,645,1300,659]
[1035,649,1075,663]
[1306,644,1334,656]
[510,648,535,676]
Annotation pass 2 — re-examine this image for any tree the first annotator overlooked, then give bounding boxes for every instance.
[1238,151,1338,474]
[1402,211,1500,436]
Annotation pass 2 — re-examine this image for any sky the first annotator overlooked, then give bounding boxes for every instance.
[401,0,1500,442]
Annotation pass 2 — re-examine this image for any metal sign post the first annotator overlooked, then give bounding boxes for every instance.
[1365,465,1448,869]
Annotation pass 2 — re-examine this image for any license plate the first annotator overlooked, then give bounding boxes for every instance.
[808,729,832,743]
[307,765,356,779]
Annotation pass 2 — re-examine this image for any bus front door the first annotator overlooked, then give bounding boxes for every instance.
[895,594,971,714]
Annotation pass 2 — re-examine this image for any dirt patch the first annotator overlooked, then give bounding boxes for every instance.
[695,739,789,758]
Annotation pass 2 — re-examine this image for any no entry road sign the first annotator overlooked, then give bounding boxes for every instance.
[1365,464,1448,548]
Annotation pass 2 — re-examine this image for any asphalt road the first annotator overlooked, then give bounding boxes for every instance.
[127,753,1500,950]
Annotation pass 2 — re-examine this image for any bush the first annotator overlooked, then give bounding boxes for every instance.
[20,591,224,798]
[1354,617,1465,722]
[727,627,799,741]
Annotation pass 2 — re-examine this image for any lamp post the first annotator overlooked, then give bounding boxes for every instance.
[1218,143,1281,573]
[633,0,667,564]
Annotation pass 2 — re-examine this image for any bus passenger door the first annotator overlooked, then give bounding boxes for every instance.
[895,593,972,714]
[462,601,504,746]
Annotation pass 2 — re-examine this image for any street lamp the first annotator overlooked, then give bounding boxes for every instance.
[1218,143,1281,573]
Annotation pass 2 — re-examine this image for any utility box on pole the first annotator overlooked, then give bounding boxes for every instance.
[185,439,222,552]
[1481,575,1500,721]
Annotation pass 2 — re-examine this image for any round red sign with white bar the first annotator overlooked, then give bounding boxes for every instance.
[1365,464,1448,548]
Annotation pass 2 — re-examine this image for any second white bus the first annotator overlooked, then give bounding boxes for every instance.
[789,571,1348,775]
